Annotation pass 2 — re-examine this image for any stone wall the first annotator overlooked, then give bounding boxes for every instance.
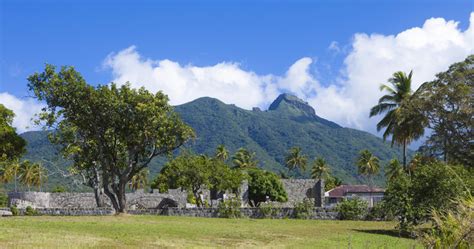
[8,179,324,209]
[5,207,337,219]
[8,189,188,209]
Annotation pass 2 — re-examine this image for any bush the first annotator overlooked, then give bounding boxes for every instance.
[247,168,288,207]
[336,198,368,220]
[420,196,473,248]
[0,192,8,207]
[259,202,281,218]
[217,197,241,218]
[51,185,67,193]
[25,206,38,216]
[10,206,19,216]
[366,201,393,221]
[294,199,314,219]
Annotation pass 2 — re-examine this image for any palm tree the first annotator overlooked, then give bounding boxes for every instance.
[215,145,229,161]
[285,147,308,173]
[128,169,149,192]
[311,157,330,180]
[1,160,21,191]
[232,148,257,169]
[356,150,380,188]
[19,161,44,191]
[385,159,403,182]
[370,70,423,168]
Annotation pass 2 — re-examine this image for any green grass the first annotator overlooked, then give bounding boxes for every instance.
[0,216,420,248]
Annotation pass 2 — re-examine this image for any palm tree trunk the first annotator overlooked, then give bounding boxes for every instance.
[402,140,407,170]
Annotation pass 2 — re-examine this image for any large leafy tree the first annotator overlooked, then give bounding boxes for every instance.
[232,148,258,169]
[247,168,288,207]
[356,149,380,187]
[285,147,308,173]
[413,55,473,167]
[370,71,424,168]
[153,152,243,207]
[27,65,194,213]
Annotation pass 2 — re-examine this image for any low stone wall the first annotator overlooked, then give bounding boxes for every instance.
[3,207,338,219]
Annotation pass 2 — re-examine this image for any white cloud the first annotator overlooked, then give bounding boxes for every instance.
[0,92,44,133]
[103,46,318,109]
[104,13,474,135]
[308,13,474,131]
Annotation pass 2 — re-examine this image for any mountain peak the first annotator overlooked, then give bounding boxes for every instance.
[268,93,316,117]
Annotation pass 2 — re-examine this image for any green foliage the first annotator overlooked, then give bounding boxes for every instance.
[10,205,18,216]
[51,185,67,193]
[311,157,330,180]
[413,55,473,167]
[247,168,288,207]
[383,161,470,233]
[27,65,194,212]
[25,206,38,216]
[128,169,149,191]
[294,198,314,219]
[258,202,281,219]
[152,151,244,207]
[369,70,424,167]
[336,198,369,220]
[0,104,26,161]
[356,150,380,187]
[0,192,7,207]
[420,196,473,249]
[366,201,392,221]
[324,174,342,191]
[217,197,241,218]
[285,147,308,172]
[232,148,258,169]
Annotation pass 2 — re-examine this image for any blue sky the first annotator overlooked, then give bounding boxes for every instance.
[1,0,473,139]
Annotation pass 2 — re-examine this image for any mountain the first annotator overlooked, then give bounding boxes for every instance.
[20,93,404,191]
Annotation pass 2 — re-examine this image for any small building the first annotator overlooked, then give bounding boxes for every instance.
[324,185,385,208]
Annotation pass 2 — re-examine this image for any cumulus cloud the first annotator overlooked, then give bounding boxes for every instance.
[104,13,474,134]
[104,46,320,109]
[0,92,44,133]
[308,13,474,131]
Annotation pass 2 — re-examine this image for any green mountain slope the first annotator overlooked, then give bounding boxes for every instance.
[19,94,404,191]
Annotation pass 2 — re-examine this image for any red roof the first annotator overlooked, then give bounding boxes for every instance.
[326,185,385,197]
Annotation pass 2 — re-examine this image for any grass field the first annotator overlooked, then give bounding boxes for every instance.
[0,216,420,248]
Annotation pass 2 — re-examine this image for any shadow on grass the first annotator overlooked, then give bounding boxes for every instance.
[353,229,413,239]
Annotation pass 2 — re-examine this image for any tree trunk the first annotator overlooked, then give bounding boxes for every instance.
[93,187,105,207]
[402,140,407,170]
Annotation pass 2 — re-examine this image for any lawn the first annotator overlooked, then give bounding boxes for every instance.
[0,215,420,248]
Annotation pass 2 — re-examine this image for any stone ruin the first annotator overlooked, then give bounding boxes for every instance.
[8,179,324,209]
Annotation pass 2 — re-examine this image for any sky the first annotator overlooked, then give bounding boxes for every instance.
[1,0,473,144]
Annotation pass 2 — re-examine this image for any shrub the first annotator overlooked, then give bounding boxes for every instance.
[294,198,314,219]
[0,192,8,207]
[247,168,288,207]
[366,201,392,221]
[217,197,241,218]
[336,198,368,220]
[25,206,38,216]
[259,202,281,218]
[420,196,473,248]
[51,185,67,193]
[10,206,19,216]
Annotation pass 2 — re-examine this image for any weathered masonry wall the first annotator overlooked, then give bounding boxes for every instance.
[2,207,337,219]
[8,189,188,209]
[8,179,324,209]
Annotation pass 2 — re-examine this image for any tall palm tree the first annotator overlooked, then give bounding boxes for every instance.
[232,148,257,169]
[2,160,21,191]
[370,70,423,168]
[285,147,308,173]
[385,159,403,182]
[356,150,380,188]
[129,169,149,192]
[311,157,330,180]
[19,161,44,191]
[215,145,229,161]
